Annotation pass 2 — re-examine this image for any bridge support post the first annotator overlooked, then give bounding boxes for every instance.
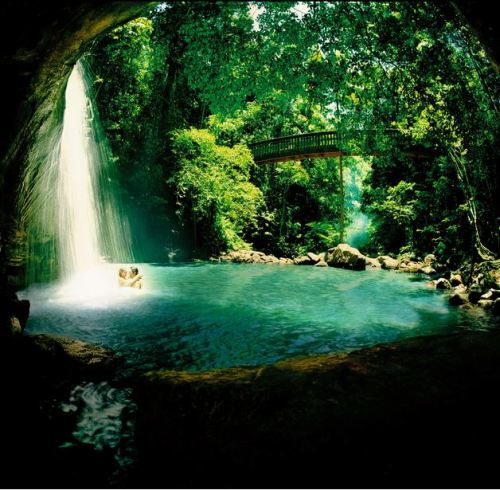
[339,152,344,243]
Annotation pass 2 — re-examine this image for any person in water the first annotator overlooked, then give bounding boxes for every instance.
[118,267,143,288]
[129,266,144,289]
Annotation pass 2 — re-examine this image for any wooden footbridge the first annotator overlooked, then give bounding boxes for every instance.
[247,129,435,241]
[247,129,431,164]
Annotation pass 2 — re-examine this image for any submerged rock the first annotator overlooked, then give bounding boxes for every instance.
[326,244,366,270]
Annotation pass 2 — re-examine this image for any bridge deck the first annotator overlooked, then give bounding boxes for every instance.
[247,130,433,164]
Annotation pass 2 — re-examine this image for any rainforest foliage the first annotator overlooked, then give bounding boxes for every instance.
[88,1,499,263]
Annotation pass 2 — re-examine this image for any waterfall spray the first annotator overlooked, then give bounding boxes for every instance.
[18,60,133,284]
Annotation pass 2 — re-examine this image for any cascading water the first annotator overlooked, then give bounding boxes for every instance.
[58,64,102,275]
[18,60,132,286]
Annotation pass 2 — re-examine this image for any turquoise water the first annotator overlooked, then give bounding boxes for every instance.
[22,262,486,373]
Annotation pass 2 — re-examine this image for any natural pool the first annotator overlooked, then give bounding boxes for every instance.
[21,261,488,374]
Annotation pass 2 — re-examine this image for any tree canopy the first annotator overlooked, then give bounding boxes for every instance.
[86,1,499,263]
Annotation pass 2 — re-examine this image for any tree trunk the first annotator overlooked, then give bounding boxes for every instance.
[448,146,496,260]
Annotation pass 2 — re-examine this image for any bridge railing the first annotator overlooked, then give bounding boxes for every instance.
[247,129,433,164]
[248,131,341,163]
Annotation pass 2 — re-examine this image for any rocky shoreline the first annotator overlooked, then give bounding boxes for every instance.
[216,245,500,316]
[216,243,439,272]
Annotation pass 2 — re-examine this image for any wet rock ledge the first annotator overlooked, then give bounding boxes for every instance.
[133,330,500,488]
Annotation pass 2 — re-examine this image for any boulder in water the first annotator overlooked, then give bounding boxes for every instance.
[307,252,321,263]
[399,261,423,273]
[8,316,23,336]
[365,257,382,269]
[293,255,315,265]
[449,292,468,306]
[1,293,30,338]
[478,299,494,310]
[220,250,281,264]
[435,278,452,289]
[420,265,436,275]
[424,254,436,266]
[377,255,399,270]
[326,244,366,271]
[450,274,463,286]
[480,289,500,301]
[468,284,484,304]
[493,298,500,316]
[314,260,328,267]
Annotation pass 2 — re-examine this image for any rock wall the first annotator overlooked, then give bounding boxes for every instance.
[133,331,500,488]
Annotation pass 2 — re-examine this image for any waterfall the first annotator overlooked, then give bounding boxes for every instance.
[19,60,133,284]
[58,63,102,274]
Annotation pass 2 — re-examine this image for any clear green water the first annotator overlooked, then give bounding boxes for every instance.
[22,262,488,373]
